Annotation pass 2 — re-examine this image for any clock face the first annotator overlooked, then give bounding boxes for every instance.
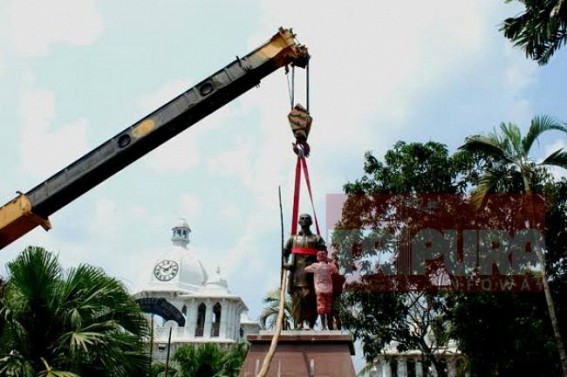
[153,260,179,281]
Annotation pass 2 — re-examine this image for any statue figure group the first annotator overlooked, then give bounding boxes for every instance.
[283,213,344,330]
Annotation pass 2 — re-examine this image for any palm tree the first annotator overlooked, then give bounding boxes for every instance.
[152,343,247,377]
[217,343,249,377]
[173,343,223,377]
[501,0,567,65]
[0,246,150,376]
[150,361,180,377]
[258,288,293,330]
[459,115,567,376]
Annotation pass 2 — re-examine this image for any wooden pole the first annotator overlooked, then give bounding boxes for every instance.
[257,187,288,377]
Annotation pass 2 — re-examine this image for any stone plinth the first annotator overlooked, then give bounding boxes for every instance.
[239,330,356,377]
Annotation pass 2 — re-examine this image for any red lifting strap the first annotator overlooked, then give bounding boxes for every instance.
[290,155,321,236]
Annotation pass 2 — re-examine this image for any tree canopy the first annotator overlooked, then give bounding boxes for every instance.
[0,246,150,377]
[334,141,475,377]
[501,0,567,65]
[168,342,248,377]
[335,138,567,376]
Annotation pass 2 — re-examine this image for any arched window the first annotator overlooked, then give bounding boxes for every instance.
[390,360,398,377]
[211,302,221,337]
[407,360,416,377]
[195,303,206,337]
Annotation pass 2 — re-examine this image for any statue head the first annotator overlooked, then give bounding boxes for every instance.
[317,250,328,262]
[298,213,313,227]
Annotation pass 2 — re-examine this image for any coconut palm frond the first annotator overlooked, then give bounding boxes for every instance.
[541,149,567,169]
[459,135,514,164]
[523,115,567,154]
[470,170,501,209]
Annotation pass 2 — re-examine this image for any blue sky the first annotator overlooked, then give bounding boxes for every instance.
[1,0,567,370]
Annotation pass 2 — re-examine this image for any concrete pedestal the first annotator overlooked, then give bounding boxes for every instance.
[239,330,356,377]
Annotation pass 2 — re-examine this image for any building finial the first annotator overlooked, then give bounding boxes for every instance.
[171,218,191,248]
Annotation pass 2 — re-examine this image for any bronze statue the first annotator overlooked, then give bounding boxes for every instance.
[283,213,326,330]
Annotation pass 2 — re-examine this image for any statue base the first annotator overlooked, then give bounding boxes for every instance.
[239,330,356,377]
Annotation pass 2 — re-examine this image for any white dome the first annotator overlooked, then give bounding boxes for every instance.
[173,218,191,229]
[240,311,256,324]
[152,245,208,290]
[201,267,229,294]
[142,220,208,293]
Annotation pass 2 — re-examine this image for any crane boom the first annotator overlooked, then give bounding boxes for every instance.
[0,27,309,249]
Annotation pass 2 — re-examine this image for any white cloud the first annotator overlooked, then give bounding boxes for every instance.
[212,214,280,288]
[90,198,119,238]
[138,79,201,172]
[219,202,240,221]
[508,98,533,124]
[253,0,493,136]
[7,0,102,56]
[179,193,202,218]
[499,43,538,123]
[19,88,90,178]
[504,44,538,93]
[240,0,502,181]
[86,198,151,245]
[544,140,567,155]
[215,1,506,258]
[138,79,192,113]
[210,0,522,314]
[144,131,200,172]
[136,78,244,174]
[0,8,6,76]
[207,143,253,183]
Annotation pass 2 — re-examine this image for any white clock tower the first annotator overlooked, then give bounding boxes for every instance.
[131,219,259,361]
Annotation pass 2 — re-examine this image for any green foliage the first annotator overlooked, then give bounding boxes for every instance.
[337,136,567,376]
[218,343,249,377]
[335,141,476,377]
[543,179,567,279]
[0,246,150,377]
[459,117,567,376]
[258,288,293,330]
[344,141,475,195]
[447,291,559,376]
[501,0,567,65]
[172,343,248,377]
[459,116,567,207]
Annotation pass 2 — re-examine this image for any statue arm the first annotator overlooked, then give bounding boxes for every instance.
[284,236,292,254]
[283,236,294,267]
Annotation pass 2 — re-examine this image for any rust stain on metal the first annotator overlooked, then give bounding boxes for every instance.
[132,119,156,139]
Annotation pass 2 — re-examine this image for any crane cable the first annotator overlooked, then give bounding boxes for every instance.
[286,62,310,111]
[287,65,295,110]
[289,61,319,236]
[257,63,315,377]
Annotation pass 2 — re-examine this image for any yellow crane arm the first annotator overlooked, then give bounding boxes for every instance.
[0,27,309,249]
